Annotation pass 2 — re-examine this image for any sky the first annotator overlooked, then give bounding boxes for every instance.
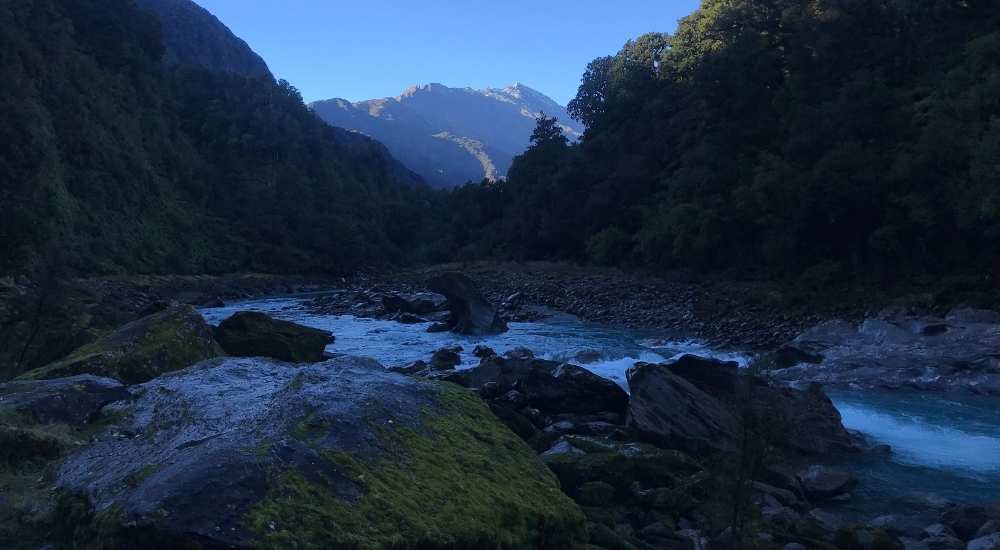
[196,0,701,106]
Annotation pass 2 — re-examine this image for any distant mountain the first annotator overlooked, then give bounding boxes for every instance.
[134,0,272,78]
[311,83,584,188]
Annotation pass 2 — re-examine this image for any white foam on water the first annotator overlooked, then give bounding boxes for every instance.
[836,400,1000,475]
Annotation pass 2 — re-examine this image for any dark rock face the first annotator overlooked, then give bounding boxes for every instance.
[627,355,855,456]
[0,375,129,426]
[134,0,272,78]
[769,310,1000,394]
[55,356,585,548]
[449,354,628,416]
[214,311,332,363]
[626,359,739,454]
[427,273,508,335]
[18,305,222,385]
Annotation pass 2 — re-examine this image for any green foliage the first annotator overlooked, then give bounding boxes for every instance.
[0,0,433,277]
[439,0,1000,281]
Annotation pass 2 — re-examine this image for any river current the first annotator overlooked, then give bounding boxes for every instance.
[201,295,1000,512]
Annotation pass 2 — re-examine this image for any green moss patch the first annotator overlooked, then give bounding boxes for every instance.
[246,384,587,550]
[20,305,222,384]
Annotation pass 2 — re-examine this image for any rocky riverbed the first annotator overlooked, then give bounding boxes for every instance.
[3,266,1000,549]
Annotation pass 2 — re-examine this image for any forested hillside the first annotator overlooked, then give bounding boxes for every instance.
[438,0,1000,282]
[0,0,429,277]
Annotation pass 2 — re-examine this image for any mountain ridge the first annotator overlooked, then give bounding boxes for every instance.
[134,0,272,79]
[311,83,583,188]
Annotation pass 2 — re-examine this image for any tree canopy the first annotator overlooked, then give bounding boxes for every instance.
[0,0,432,276]
[437,0,1000,282]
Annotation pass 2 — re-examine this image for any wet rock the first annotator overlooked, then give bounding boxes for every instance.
[626,359,738,454]
[626,356,855,456]
[18,305,222,384]
[472,345,497,358]
[214,311,333,363]
[0,375,129,426]
[427,273,508,335]
[451,355,628,416]
[503,347,535,361]
[797,465,858,500]
[381,292,442,316]
[429,346,463,370]
[574,350,604,364]
[769,345,824,369]
[395,312,426,324]
[54,356,586,548]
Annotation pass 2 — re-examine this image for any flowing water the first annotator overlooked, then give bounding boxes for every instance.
[201,295,1000,512]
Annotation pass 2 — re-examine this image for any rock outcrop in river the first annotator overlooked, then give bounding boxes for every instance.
[427,273,508,335]
[767,308,1000,395]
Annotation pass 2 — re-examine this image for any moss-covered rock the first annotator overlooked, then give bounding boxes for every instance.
[0,389,125,549]
[18,305,222,384]
[53,356,587,549]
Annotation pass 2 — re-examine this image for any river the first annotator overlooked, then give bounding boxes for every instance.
[201,295,1000,514]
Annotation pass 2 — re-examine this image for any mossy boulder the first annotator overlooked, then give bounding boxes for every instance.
[213,311,333,363]
[54,356,586,549]
[18,305,222,385]
[0,377,129,548]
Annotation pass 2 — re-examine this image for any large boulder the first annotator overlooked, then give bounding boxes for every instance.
[427,273,508,335]
[18,305,222,385]
[53,356,586,548]
[213,311,333,363]
[626,358,739,454]
[627,355,855,456]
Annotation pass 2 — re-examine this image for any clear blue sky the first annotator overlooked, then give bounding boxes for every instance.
[196,0,701,105]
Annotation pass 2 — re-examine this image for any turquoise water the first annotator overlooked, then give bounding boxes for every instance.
[201,296,1000,509]
[829,390,1000,508]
